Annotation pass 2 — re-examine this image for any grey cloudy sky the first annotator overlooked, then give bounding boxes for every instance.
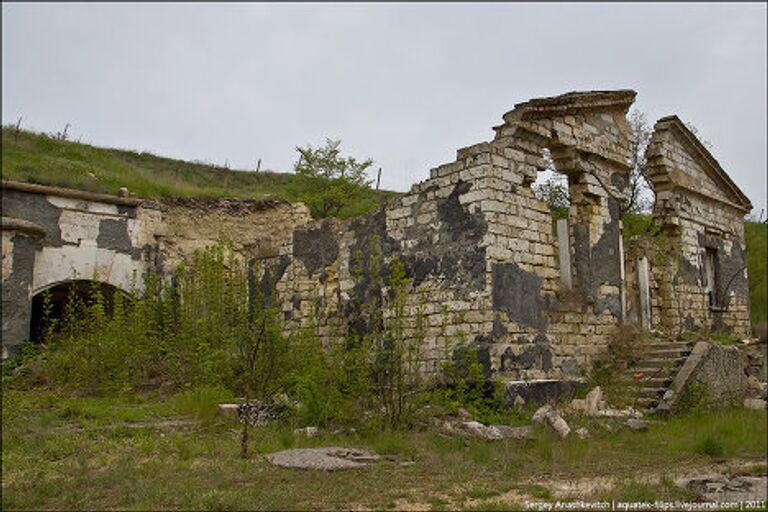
[3,3,766,214]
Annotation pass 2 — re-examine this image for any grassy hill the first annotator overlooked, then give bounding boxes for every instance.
[746,221,767,326]
[1,128,398,219]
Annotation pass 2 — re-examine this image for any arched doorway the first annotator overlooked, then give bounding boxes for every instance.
[29,280,129,343]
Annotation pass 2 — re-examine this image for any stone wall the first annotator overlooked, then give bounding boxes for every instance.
[627,116,752,337]
[269,90,638,380]
[1,181,310,358]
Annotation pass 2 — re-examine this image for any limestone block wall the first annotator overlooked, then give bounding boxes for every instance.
[637,116,752,337]
[269,90,637,380]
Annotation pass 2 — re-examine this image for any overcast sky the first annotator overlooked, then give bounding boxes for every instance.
[3,3,766,214]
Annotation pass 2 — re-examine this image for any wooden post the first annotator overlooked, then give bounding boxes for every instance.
[376,167,382,190]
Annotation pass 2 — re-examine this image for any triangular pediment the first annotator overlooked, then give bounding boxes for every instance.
[646,116,752,212]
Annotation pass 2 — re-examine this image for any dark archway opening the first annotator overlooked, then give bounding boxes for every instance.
[29,280,126,343]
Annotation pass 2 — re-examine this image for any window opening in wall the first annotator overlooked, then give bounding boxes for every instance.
[532,149,573,288]
[703,248,718,308]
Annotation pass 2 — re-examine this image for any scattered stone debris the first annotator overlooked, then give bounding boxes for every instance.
[575,427,590,439]
[460,421,504,441]
[265,447,380,471]
[494,424,536,440]
[625,418,649,431]
[676,474,768,502]
[743,398,767,410]
[218,403,239,420]
[570,387,643,418]
[532,404,570,438]
[433,418,535,441]
[746,376,768,400]
[293,426,319,438]
[218,401,290,426]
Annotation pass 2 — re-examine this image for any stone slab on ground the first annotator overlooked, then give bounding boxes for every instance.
[676,474,768,502]
[265,447,380,471]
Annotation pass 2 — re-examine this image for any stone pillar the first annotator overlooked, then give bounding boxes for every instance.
[556,218,572,288]
[637,256,652,331]
[1,218,45,359]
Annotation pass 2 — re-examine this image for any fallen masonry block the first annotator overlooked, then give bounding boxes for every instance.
[266,447,381,471]
[532,404,571,438]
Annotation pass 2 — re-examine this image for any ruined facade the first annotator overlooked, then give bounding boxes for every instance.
[1,180,310,358]
[267,91,753,382]
[1,90,754,381]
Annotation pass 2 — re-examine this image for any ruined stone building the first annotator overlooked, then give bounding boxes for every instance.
[2,90,753,387]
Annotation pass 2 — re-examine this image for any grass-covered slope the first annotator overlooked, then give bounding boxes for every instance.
[745,221,767,326]
[1,128,398,219]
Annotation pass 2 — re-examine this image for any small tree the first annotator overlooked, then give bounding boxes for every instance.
[623,109,654,215]
[532,173,570,219]
[294,138,373,218]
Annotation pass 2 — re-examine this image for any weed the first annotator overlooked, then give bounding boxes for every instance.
[172,386,233,423]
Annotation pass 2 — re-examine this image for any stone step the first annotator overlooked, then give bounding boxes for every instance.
[637,387,667,398]
[643,376,674,387]
[636,396,660,409]
[642,341,695,349]
[644,346,692,357]
[624,367,677,380]
[637,357,687,369]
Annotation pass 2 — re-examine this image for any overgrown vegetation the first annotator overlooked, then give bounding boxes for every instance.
[745,221,767,326]
[2,388,764,510]
[5,240,505,435]
[1,127,397,219]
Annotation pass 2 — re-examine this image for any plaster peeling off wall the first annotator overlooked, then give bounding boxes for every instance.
[270,90,639,380]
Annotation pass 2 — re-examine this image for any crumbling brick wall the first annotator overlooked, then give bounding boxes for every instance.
[269,90,638,380]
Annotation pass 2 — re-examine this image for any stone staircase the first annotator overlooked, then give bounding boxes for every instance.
[624,340,695,411]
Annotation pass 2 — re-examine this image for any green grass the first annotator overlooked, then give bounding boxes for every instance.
[2,389,765,510]
[1,127,398,219]
[746,221,767,326]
